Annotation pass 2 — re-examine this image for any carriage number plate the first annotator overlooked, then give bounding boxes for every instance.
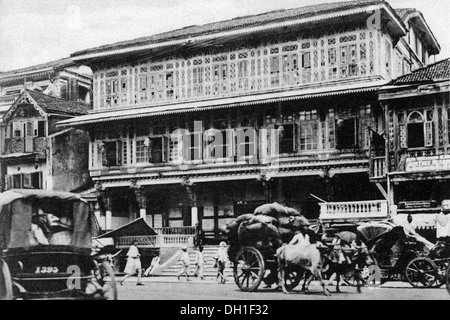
[35,266,59,274]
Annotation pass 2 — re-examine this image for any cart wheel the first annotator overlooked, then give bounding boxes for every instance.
[405,257,439,288]
[0,260,13,300]
[233,247,265,292]
[96,261,117,300]
[284,269,303,292]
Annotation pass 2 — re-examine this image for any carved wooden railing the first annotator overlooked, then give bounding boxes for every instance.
[370,156,387,178]
[93,29,380,111]
[319,200,389,221]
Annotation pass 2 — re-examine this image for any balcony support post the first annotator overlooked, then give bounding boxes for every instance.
[131,179,147,222]
[375,182,388,201]
[257,174,274,203]
[182,176,198,227]
[96,181,112,230]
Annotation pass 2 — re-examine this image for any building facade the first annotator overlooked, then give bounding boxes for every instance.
[379,58,450,239]
[0,89,92,193]
[59,0,440,240]
[0,58,93,172]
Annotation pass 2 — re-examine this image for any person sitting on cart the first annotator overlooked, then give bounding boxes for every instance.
[403,215,435,251]
[329,235,351,265]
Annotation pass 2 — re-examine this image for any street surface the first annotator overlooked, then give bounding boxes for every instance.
[116,277,449,300]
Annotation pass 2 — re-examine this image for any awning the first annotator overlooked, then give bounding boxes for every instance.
[57,80,385,128]
[96,218,157,239]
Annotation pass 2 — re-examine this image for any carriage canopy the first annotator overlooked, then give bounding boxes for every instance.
[356,221,399,244]
[0,189,92,250]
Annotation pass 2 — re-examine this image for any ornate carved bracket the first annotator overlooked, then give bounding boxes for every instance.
[130,179,147,209]
[95,181,112,213]
[181,176,197,207]
[257,174,274,203]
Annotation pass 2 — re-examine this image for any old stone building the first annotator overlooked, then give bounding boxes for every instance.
[58,0,441,241]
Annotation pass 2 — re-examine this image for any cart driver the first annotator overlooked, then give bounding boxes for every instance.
[403,214,435,251]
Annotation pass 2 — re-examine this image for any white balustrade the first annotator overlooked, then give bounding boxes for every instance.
[116,234,194,248]
[319,200,388,221]
[153,227,196,235]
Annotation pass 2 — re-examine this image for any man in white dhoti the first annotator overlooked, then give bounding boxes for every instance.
[119,241,144,286]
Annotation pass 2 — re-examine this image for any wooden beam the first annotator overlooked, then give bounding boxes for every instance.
[375,182,388,201]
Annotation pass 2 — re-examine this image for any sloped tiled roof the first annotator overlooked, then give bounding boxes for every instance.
[390,58,450,85]
[0,57,76,79]
[73,0,390,57]
[27,90,90,116]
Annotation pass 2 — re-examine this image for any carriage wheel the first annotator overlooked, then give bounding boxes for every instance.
[0,260,13,300]
[233,247,265,292]
[284,269,304,292]
[94,261,117,300]
[405,257,439,288]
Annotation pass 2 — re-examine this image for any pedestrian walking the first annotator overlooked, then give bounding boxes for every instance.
[119,241,144,286]
[143,252,161,277]
[177,246,191,281]
[194,246,206,280]
[214,242,228,284]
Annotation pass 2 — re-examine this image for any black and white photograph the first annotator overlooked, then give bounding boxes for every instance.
[0,0,449,307]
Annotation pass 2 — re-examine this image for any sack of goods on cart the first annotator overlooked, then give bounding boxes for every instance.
[225,203,310,261]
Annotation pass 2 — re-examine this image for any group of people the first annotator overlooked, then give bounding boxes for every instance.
[119,241,229,285]
[176,242,229,283]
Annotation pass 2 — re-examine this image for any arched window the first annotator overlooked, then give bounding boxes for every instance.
[405,111,433,148]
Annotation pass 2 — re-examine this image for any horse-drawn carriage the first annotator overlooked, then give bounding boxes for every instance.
[0,190,117,300]
[355,221,450,289]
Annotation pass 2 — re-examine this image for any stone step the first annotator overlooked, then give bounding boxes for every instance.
[159,246,233,278]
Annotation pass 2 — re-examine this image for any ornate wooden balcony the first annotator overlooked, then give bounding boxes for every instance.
[92,29,383,111]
